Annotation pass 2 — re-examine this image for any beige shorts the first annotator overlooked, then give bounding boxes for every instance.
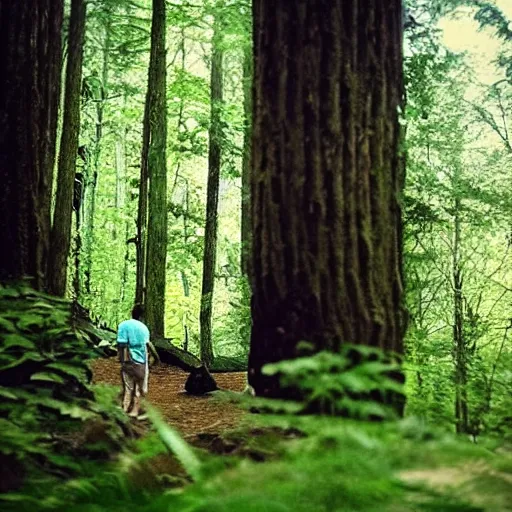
[121,360,149,397]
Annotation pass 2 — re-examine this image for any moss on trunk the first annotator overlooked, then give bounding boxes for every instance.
[249,0,407,398]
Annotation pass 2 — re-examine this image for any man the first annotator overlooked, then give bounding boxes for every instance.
[117,304,151,418]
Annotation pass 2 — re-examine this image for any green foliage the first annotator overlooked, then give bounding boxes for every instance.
[7,406,510,512]
[76,0,253,362]
[0,284,128,494]
[212,273,251,356]
[474,2,512,78]
[262,345,404,420]
[403,5,512,439]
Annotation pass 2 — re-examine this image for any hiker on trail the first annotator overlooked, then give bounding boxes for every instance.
[117,304,152,418]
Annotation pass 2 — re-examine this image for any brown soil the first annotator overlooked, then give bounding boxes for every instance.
[91,358,248,438]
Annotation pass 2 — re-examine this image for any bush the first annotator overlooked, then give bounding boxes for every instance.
[0,283,129,493]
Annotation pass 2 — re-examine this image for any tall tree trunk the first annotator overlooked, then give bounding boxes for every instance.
[48,0,87,296]
[452,193,469,434]
[248,0,406,398]
[0,0,64,289]
[200,10,224,367]
[241,43,253,278]
[144,0,168,337]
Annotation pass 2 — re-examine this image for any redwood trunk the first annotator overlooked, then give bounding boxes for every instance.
[249,0,406,397]
[48,0,87,296]
[144,0,168,337]
[0,0,64,288]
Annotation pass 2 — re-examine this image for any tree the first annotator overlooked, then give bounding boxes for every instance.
[248,0,406,398]
[199,6,224,367]
[403,23,512,434]
[135,90,150,306]
[143,0,168,337]
[0,0,64,289]
[48,0,87,297]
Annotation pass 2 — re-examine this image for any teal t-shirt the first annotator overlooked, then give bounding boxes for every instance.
[117,319,150,364]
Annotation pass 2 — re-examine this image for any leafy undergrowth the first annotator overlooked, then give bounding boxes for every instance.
[3,357,512,511]
[4,411,511,512]
[2,301,511,512]
[0,284,132,495]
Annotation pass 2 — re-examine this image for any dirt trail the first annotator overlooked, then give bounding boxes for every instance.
[91,358,247,437]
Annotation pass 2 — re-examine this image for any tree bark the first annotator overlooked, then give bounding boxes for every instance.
[144,0,168,338]
[248,0,406,398]
[241,43,253,278]
[135,98,150,306]
[48,0,87,296]
[200,9,224,368]
[0,0,64,289]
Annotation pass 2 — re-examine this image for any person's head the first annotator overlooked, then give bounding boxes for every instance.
[132,303,144,321]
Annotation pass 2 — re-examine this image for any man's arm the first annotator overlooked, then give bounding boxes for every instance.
[117,324,129,363]
[118,345,129,363]
[147,340,160,364]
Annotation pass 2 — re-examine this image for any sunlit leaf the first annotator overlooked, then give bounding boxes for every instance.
[30,372,66,384]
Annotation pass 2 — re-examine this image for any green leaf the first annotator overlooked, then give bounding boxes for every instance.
[355,361,400,375]
[0,493,41,504]
[0,352,45,371]
[33,396,95,420]
[0,317,17,332]
[46,362,88,381]
[0,387,20,400]
[31,372,66,384]
[1,333,37,350]
[16,313,47,330]
[338,372,372,393]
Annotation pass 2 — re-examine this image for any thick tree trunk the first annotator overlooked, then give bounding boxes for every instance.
[0,0,64,289]
[48,0,87,296]
[249,0,406,398]
[200,11,224,368]
[241,43,253,278]
[144,0,168,337]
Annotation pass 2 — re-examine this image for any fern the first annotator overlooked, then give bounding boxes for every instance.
[0,284,128,494]
[262,344,404,419]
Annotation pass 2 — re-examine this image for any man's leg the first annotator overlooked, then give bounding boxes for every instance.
[128,383,141,417]
[143,359,149,395]
[121,369,135,413]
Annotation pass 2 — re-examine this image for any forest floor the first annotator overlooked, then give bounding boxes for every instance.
[91,357,248,438]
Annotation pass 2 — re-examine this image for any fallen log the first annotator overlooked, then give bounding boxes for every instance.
[73,314,117,357]
[210,356,247,373]
[152,339,247,373]
[151,338,202,372]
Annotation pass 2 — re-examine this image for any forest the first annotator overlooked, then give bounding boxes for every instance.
[0,0,512,510]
